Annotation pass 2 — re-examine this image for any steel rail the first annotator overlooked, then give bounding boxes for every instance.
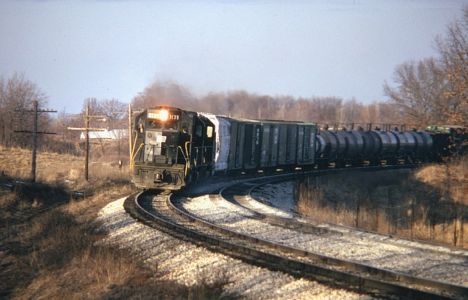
[171,188,466,299]
[124,167,467,299]
[217,178,468,298]
[242,178,468,255]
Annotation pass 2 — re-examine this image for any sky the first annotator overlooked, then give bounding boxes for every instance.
[0,0,466,113]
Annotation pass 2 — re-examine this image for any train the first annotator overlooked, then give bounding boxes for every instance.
[130,106,467,189]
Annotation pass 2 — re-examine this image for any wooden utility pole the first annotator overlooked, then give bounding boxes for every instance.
[128,103,134,172]
[128,104,144,173]
[85,104,90,181]
[68,101,106,181]
[32,101,38,181]
[15,100,57,182]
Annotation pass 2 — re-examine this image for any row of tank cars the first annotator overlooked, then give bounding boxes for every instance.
[131,106,466,189]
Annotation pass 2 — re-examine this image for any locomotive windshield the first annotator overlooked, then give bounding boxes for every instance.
[146,108,182,131]
[140,108,191,166]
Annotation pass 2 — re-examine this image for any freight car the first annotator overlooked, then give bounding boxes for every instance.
[130,106,464,190]
[315,127,434,167]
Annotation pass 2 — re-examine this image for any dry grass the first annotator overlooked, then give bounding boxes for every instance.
[415,155,468,204]
[297,157,468,248]
[11,210,144,299]
[0,146,235,299]
[12,209,234,299]
[0,145,130,190]
[0,145,82,182]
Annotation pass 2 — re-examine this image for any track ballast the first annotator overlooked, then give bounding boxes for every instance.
[125,167,468,300]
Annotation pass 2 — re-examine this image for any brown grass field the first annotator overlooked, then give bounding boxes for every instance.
[0,146,233,299]
[297,156,468,248]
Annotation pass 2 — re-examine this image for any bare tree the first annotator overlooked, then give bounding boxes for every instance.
[43,109,84,155]
[384,7,468,127]
[383,58,446,126]
[310,97,343,125]
[98,98,127,129]
[0,73,48,147]
[436,7,468,125]
[340,98,365,125]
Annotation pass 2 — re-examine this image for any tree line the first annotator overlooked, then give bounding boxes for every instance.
[132,81,404,127]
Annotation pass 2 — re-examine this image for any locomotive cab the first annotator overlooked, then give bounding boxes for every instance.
[131,106,215,189]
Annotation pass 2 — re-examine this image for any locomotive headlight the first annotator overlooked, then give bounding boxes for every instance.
[148,109,169,122]
[158,109,169,121]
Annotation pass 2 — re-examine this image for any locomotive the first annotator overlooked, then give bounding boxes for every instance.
[130,106,466,190]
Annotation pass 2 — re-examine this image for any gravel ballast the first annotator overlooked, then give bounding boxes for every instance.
[182,186,468,286]
[97,197,368,299]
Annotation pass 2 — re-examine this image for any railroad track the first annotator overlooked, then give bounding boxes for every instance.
[125,168,468,299]
[218,180,468,285]
[223,178,468,256]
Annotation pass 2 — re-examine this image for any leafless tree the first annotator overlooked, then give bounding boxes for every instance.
[436,6,468,125]
[43,109,82,155]
[384,7,468,127]
[384,58,446,126]
[0,73,48,147]
[340,98,365,125]
[98,98,127,129]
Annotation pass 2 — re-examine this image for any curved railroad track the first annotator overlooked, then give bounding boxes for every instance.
[125,167,468,300]
[247,178,467,254]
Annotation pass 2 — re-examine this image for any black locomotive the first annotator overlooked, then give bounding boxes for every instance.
[130,106,466,190]
[131,107,213,189]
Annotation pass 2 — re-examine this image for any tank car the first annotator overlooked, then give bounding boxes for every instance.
[314,127,435,167]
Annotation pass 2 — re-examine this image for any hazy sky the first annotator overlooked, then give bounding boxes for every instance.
[0,0,466,113]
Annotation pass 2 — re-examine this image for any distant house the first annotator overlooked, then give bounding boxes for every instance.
[80,129,128,140]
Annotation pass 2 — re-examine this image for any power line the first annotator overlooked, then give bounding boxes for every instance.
[14,100,57,182]
[67,101,106,181]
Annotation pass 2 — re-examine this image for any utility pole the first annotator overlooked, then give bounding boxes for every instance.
[85,104,90,181]
[128,104,143,174]
[15,100,57,182]
[32,101,39,181]
[68,101,106,181]
[128,103,133,172]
